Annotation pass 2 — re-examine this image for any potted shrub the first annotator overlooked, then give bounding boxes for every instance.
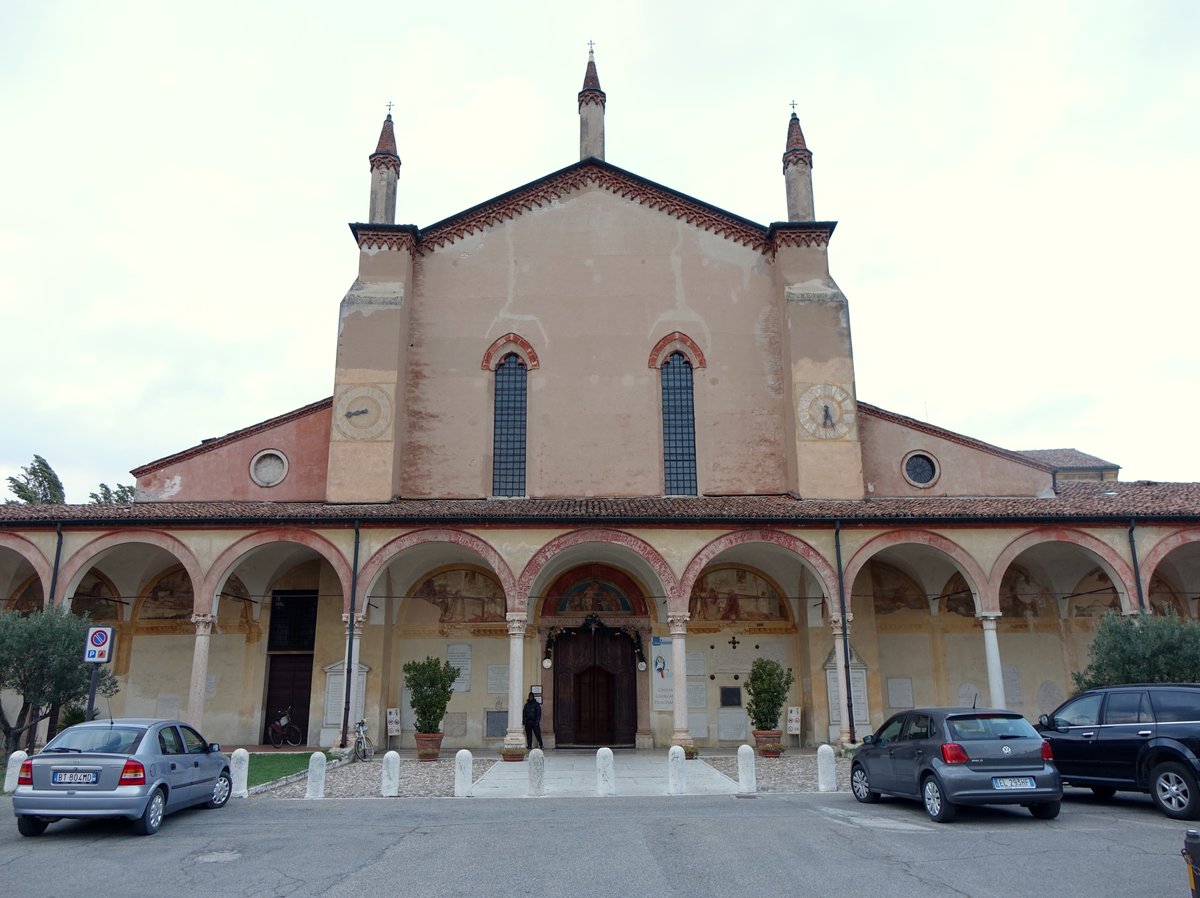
[402,656,460,761]
[744,657,795,758]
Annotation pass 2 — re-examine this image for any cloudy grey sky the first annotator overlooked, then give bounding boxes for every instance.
[2,1,1197,502]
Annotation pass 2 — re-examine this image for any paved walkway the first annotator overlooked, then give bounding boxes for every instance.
[467,751,740,798]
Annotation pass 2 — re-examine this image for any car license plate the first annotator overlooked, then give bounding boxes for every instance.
[52,771,97,785]
[992,776,1035,790]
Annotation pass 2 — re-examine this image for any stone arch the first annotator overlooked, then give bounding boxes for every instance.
[57,530,204,612]
[0,533,53,607]
[1139,528,1200,604]
[647,331,707,369]
[481,332,540,370]
[678,528,838,615]
[843,530,987,615]
[517,529,677,616]
[202,528,353,616]
[989,528,1137,613]
[357,528,517,611]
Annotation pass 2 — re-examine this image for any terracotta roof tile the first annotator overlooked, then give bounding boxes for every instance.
[1018,448,1119,470]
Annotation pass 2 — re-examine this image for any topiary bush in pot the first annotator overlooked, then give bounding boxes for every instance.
[402,656,460,760]
[745,657,795,757]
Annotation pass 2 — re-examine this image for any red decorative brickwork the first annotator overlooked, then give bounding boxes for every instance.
[578,90,606,108]
[843,529,987,616]
[771,227,831,248]
[419,163,770,254]
[370,155,401,174]
[355,229,418,253]
[647,332,707,369]
[481,333,541,370]
[203,528,355,614]
[1139,528,1200,601]
[988,527,1136,613]
[0,533,52,600]
[58,530,205,610]
[356,528,518,609]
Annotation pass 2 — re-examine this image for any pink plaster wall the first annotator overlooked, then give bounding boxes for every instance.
[135,405,331,501]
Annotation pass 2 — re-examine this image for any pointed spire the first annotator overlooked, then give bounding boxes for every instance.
[578,45,606,160]
[368,108,400,224]
[782,108,814,221]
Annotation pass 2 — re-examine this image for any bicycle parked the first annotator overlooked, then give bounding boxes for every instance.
[354,718,374,761]
[267,706,303,747]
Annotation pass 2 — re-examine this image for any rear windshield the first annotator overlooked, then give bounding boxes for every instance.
[42,726,146,754]
[946,714,1039,741]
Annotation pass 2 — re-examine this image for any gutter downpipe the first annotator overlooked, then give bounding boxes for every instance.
[339,520,362,749]
[834,520,856,743]
[48,522,63,606]
[1128,518,1146,612]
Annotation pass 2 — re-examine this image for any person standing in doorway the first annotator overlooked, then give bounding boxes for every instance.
[523,691,544,750]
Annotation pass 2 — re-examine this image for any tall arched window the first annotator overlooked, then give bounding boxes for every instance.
[661,351,697,495]
[492,353,527,496]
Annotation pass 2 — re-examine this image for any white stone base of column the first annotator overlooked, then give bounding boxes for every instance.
[635,732,654,750]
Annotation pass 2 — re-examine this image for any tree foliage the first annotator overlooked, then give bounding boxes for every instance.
[4,454,65,505]
[88,483,135,505]
[0,608,120,757]
[401,656,460,734]
[1072,611,1200,690]
[745,656,796,731]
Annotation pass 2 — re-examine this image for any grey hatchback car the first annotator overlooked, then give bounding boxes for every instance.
[12,718,231,836]
[850,708,1062,822]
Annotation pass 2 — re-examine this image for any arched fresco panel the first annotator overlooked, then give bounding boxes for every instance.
[216,575,253,629]
[998,566,1057,622]
[938,573,978,620]
[410,566,506,624]
[71,571,121,624]
[541,565,648,618]
[135,565,194,627]
[689,566,789,623]
[6,575,42,614]
[1069,571,1121,618]
[1149,573,1187,617]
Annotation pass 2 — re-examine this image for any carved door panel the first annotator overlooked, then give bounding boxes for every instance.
[554,627,636,747]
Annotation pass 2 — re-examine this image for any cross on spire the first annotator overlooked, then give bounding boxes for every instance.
[790,100,797,112]
[386,101,394,115]
[588,40,595,52]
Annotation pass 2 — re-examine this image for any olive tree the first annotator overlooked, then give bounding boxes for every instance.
[1073,610,1200,690]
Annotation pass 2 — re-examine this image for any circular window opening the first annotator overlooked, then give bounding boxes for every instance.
[249,449,289,488]
[903,452,939,488]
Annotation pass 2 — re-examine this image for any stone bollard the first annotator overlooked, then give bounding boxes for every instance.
[304,752,326,800]
[4,750,29,793]
[230,748,250,799]
[596,747,615,796]
[454,749,472,798]
[381,751,400,797]
[528,748,545,797]
[817,743,837,792]
[737,744,757,795]
[667,745,686,795]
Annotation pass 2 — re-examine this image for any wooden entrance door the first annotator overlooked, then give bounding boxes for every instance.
[554,627,636,747]
[262,589,318,744]
[263,654,313,743]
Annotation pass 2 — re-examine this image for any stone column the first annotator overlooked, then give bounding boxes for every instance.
[830,613,853,745]
[668,614,693,750]
[504,613,528,752]
[342,611,365,740]
[187,614,215,731]
[978,613,1007,708]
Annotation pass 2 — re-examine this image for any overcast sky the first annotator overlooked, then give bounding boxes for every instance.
[2,2,1197,502]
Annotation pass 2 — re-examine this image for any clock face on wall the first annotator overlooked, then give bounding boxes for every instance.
[797,383,855,440]
[333,384,394,441]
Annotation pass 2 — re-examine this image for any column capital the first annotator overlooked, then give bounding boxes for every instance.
[975,612,1000,628]
[190,613,215,635]
[342,611,366,636]
[830,612,853,634]
[506,612,528,638]
[667,613,689,635]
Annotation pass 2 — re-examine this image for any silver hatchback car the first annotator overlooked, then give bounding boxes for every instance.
[12,718,231,836]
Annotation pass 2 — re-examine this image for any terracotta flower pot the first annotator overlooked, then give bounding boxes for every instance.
[414,731,444,761]
[752,729,784,758]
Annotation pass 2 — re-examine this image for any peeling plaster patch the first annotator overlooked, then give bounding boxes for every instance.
[757,304,784,397]
[785,279,847,306]
[137,474,182,501]
[340,279,405,317]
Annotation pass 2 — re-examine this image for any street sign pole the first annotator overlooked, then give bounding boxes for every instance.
[82,626,114,720]
[85,665,100,720]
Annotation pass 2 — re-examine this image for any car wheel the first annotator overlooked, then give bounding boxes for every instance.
[1029,800,1061,820]
[1152,762,1200,820]
[134,788,167,835]
[205,771,232,809]
[922,776,957,823]
[850,763,880,803]
[1089,785,1117,800]
[16,817,48,837]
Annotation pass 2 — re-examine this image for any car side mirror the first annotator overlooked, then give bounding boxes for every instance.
[862,734,875,745]
[1037,714,1049,728]
[209,743,221,753]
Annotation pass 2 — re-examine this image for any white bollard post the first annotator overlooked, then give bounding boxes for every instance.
[381,750,400,797]
[528,748,545,797]
[667,745,686,795]
[817,743,837,792]
[596,747,615,796]
[454,749,472,798]
[230,748,250,799]
[4,750,28,793]
[304,752,326,800]
[737,744,757,795]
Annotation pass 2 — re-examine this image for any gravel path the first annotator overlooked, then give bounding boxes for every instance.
[252,751,850,798]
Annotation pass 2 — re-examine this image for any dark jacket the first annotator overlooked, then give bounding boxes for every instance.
[522,698,541,726]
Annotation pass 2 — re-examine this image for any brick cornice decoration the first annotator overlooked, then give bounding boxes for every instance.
[647,331,707,369]
[782,147,813,173]
[419,162,770,254]
[578,89,607,108]
[351,225,418,253]
[768,223,834,248]
[370,154,401,174]
[481,333,541,370]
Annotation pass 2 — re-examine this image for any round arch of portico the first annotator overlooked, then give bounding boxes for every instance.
[678,528,839,615]
[843,529,988,615]
[1120,527,1200,608]
[356,528,518,609]
[0,533,53,606]
[988,528,1137,613]
[56,530,204,611]
[516,528,678,616]
[202,529,353,616]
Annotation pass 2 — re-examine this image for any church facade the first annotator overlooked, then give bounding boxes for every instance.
[4,53,1200,753]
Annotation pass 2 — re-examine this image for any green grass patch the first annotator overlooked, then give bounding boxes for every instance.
[248,751,332,788]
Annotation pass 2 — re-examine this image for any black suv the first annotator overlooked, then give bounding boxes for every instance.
[1037,684,1200,819]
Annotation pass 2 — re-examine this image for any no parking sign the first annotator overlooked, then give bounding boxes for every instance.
[84,627,114,664]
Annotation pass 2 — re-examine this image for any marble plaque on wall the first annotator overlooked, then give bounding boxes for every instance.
[686,652,706,677]
[687,681,707,708]
[688,713,708,739]
[442,711,468,738]
[447,644,472,692]
[1003,664,1024,705]
[887,677,914,709]
[487,664,509,694]
[717,707,748,741]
